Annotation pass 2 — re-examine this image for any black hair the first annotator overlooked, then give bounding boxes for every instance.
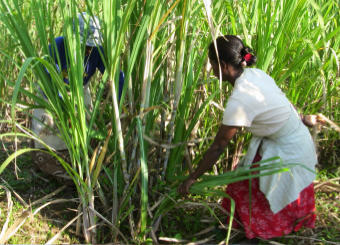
[208,35,256,69]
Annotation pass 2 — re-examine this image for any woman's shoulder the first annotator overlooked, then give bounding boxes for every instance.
[233,68,283,101]
[240,68,277,87]
[243,68,272,79]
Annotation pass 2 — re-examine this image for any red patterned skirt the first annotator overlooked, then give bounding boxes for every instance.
[221,154,316,239]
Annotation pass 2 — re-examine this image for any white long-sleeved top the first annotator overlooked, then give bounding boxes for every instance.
[222,68,317,213]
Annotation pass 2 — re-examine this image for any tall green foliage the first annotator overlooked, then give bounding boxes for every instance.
[0,0,338,243]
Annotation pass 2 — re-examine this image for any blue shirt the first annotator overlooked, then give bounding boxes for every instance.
[49,36,124,98]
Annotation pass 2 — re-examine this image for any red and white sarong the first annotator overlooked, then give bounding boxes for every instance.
[222,154,316,239]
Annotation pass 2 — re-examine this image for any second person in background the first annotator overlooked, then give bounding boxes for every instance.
[31,12,124,180]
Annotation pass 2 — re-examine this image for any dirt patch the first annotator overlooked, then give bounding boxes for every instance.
[0,140,81,244]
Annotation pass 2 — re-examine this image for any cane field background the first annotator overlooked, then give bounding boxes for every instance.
[0,0,339,244]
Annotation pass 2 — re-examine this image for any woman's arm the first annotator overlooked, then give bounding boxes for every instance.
[178,125,239,195]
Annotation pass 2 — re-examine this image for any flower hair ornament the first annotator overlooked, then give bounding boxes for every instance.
[240,53,252,67]
[243,53,252,62]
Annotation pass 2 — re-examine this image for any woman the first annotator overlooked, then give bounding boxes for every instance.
[178,35,319,239]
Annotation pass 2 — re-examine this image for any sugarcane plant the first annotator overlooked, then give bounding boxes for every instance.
[0,0,338,243]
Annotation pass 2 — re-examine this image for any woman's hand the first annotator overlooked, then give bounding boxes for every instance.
[178,177,196,196]
[302,114,325,127]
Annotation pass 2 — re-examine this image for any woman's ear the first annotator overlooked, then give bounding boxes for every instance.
[220,60,229,74]
[220,60,226,68]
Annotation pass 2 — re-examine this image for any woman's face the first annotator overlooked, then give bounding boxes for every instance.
[210,59,240,85]
[210,60,221,78]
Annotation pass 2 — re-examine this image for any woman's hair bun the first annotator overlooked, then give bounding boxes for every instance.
[208,35,257,68]
[240,47,256,66]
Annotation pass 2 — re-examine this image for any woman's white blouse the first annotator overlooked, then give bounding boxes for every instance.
[223,68,317,213]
